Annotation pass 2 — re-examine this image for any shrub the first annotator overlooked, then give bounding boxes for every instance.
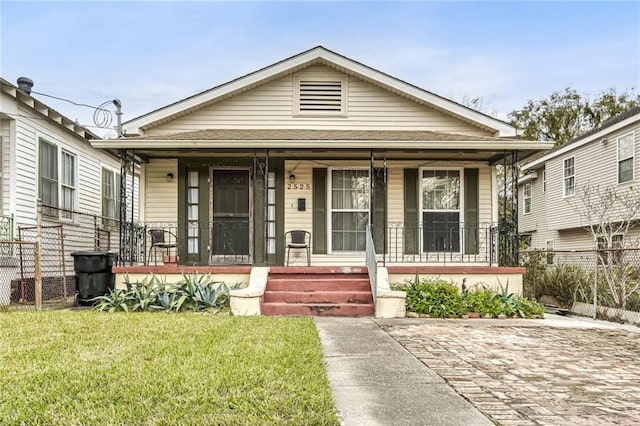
[404,276,464,317]
[399,276,545,318]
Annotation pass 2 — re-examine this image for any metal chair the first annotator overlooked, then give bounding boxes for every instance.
[285,230,311,266]
[147,228,179,265]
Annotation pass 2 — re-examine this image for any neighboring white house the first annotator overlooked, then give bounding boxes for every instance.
[0,77,128,305]
[519,107,640,250]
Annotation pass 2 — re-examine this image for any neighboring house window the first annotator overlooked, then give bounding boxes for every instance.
[617,132,634,184]
[546,240,554,264]
[102,167,120,226]
[60,150,76,219]
[331,169,369,251]
[523,182,532,214]
[422,169,461,252]
[563,157,575,197]
[542,170,546,193]
[39,138,58,216]
[187,171,199,255]
[295,76,347,116]
[597,234,624,265]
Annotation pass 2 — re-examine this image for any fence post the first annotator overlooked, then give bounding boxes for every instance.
[35,201,43,310]
[593,250,598,320]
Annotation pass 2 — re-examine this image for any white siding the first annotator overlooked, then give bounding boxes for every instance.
[146,65,493,137]
[143,159,178,224]
[1,93,121,229]
[546,123,640,231]
[0,119,10,216]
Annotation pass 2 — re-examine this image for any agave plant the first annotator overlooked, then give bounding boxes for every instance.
[93,288,132,312]
[194,281,230,311]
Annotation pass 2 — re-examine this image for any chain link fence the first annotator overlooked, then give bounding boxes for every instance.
[0,204,121,310]
[521,248,640,325]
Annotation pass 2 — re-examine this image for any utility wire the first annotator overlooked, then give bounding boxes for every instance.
[30,90,114,113]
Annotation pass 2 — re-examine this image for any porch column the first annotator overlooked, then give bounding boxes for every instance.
[118,150,128,266]
[369,149,375,229]
[264,149,269,266]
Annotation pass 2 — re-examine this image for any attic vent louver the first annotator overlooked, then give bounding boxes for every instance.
[295,76,347,116]
[299,81,342,112]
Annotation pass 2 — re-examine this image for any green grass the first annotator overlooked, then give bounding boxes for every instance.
[0,312,338,425]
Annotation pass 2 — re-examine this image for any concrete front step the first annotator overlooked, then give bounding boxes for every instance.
[267,277,371,292]
[263,290,373,304]
[260,302,374,316]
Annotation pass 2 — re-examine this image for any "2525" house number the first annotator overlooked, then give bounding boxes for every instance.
[287,183,311,190]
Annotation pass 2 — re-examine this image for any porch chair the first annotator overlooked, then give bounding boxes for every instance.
[147,228,179,266]
[285,230,311,267]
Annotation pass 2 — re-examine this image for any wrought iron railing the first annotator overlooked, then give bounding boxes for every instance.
[120,222,147,265]
[139,221,253,266]
[0,214,13,256]
[365,223,377,299]
[384,222,504,265]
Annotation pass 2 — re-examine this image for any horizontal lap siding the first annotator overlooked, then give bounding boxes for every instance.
[519,166,545,235]
[146,65,492,136]
[547,124,640,232]
[0,120,10,217]
[144,159,178,224]
[9,105,119,228]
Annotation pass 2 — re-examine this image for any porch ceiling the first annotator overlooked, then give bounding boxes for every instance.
[91,129,553,164]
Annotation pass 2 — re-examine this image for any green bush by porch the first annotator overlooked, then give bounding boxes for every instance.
[0,312,339,425]
[395,276,544,318]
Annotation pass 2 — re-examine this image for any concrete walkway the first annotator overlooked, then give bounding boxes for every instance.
[315,317,493,426]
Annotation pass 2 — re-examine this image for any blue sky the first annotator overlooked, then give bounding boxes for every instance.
[1,1,639,136]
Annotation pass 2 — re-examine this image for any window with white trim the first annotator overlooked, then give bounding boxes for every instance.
[266,172,276,255]
[60,150,76,219]
[563,157,575,197]
[187,171,199,255]
[331,169,369,251]
[422,169,461,252]
[102,167,120,226]
[597,234,624,265]
[617,133,634,184]
[39,138,58,216]
[295,76,346,116]
[523,182,532,214]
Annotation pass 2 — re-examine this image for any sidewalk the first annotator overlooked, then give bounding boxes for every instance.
[315,317,493,426]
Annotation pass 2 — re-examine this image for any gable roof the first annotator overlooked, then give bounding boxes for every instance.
[123,46,517,137]
[0,77,101,141]
[522,106,640,171]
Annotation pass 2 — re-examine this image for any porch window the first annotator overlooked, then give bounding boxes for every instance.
[331,169,369,251]
[266,172,276,255]
[187,171,199,255]
[39,138,58,216]
[617,132,634,184]
[523,182,532,215]
[102,167,120,226]
[563,157,575,197]
[61,150,76,219]
[422,170,460,252]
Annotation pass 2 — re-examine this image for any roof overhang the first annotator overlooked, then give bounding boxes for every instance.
[1,78,101,141]
[522,112,640,171]
[92,137,552,165]
[123,46,517,138]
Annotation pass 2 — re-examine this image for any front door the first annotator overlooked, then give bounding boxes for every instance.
[210,168,252,264]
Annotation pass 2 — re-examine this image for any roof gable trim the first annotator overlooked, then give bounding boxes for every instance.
[123,47,516,137]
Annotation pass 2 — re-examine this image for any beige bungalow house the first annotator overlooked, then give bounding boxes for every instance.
[93,46,551,316]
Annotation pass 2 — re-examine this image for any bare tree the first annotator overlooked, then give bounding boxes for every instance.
[571,184,640,309]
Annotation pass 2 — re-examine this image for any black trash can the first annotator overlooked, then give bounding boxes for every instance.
[71,251,116,306]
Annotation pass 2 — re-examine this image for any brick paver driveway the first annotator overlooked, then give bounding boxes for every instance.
[377,317,640,426]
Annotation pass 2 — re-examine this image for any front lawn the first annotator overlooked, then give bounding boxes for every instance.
[0,312,338,425]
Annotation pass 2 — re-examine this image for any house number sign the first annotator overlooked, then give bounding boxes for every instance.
[287,183,311,190]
